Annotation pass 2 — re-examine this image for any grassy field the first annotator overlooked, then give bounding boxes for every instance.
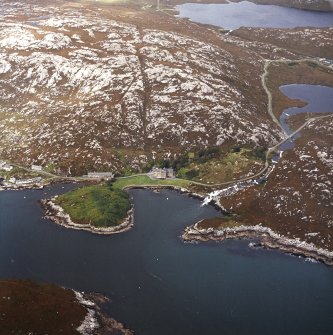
[55,184,132,227]
[112,175,192,189]
[176,148,265,184]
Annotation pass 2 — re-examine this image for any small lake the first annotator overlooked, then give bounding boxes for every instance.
[277,84,333,152]
[1,185,333,334]
[176,1,333,29]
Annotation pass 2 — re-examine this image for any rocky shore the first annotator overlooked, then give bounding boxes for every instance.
[41,184,333,267]
[75,291,134,335]
[40,198,134,235]
[182,222,333,266]
[0,279,133,335]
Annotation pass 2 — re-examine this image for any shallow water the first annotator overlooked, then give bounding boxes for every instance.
[176,1,333,29]
[1,185,333,334]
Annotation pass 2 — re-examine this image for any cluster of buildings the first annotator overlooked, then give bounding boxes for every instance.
[84,168,176,181]
[84,167,175,181]
[149,167,175,179]
[31,164,43,171]
[0,176,43,188]
[10,177,43,185]
[0,160,44,188]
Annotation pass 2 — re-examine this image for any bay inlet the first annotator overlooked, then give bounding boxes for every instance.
[1,186,333,334]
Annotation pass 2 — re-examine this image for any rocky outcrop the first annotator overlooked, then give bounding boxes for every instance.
[182,222,333,266]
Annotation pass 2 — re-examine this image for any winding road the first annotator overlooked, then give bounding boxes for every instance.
[182,57,333,188]
[2,58,332,191]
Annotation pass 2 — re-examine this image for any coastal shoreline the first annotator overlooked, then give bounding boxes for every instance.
[39,184,207,235]
[0,178,88,192]
[124,184,204,201]
[0,279,133,335]
[124,185,227,212]
[40,198,134,235]
[0,184,44,191]
[125,184,230,216]
[182,221,333,266]
[40,184,333,267]
[75,290,134,335]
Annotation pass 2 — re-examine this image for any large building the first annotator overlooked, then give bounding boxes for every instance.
[0,160,13,171]
[150,167,175,179]
[31,164,43,171]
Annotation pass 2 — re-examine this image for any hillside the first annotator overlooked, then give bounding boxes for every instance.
[1,0,333,255]
[0,0,283,175]
[219,117,333,251]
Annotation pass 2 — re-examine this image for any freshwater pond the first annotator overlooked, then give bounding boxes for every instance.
[1,185,333,334]
[176,1,333,29]
[277,84,333,153]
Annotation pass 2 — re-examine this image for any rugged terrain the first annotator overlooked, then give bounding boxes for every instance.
[232,27,333,59]
[0,280,133,335]
[202,116,332,251]
[204,60,333,251]
[194,60,333,252]
[1,1,333,334]
[0,0,332,246]
[0,0,284,175]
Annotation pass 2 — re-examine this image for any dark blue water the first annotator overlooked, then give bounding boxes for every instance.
[1,185,333,334]
[177,1,333,29]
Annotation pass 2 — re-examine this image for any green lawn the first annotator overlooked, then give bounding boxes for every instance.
[55,185,132,227]
[112,175,192,190]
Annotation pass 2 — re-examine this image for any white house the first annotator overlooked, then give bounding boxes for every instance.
[150,167,175,179]
[1,164,13,171]
[16,177,43,185]
[31,165,43,171]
